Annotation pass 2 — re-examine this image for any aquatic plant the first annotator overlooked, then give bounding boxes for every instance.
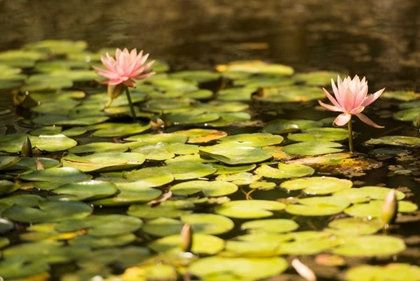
[318,75,384,152]
[94,48,155,118]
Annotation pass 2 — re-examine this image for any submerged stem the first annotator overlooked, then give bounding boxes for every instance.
[348,117,354,153]
[125,87,136,120]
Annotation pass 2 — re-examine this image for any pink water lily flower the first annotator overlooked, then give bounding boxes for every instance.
[318,75,384,128]
[94,48,155,87]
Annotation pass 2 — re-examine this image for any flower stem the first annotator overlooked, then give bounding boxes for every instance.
[125,87,136,120]
[348,117,354,153]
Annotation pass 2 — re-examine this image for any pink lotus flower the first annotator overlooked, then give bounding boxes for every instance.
[94,48,155,87]
[318,75,384,128]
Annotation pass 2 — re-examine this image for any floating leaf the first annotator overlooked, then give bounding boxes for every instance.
[20,167,91,183]
[124,167,174,186]
[286,196,350,216]
[242,219,299,233]
[188,256,288,280]
[215,200,286,219]
[171,180,238,197]
[163,110,220,125]
[25,40,87,55]
[69,233,136,249]
[332,235,406,257]
[181,213,234,235]
[149,233,224,255]
[33,134,77,152]
[217,87,256,101]
[327,217,383,235]
[333,186,405,204]
[344,200,418,218]
[173,129,228,143]
[62,152,146,172]
[365,136,420,147]
[219,133,284,147]
[127,201,194,219]
[92,122,151,137]
[288,127,348,142]
[0,180,20,195]
[170,70,221,83]
[200,144,272,165]
[281,176,352,195]
[55,214,142,237]
[142,217,184,237]
[3,200,92,223]
[216,172,262,185]
[346,263,420,281]
[216,60,294,76]
[52,180,118,201]
[89,182,162,206]
[255,163,314,179]
[69,142,129,154]
[163,162,217,180]
[294,71,345,86]
[125,133,188,143]
[284,141,343,156]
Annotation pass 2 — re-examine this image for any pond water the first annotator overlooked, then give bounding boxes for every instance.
[1,1,420,280]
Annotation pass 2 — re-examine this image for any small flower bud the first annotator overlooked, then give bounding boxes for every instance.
[21,137,33,157]
[381,189,398,228]
[180,224,193,253]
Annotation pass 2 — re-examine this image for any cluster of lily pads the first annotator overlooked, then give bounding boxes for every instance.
[0,40,420,280]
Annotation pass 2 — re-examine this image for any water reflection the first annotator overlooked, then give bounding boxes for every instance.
[0,0,419,89]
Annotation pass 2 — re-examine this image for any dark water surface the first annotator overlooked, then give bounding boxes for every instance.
[1,0,420,280]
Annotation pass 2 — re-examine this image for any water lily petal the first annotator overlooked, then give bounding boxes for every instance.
[362,88,385,107]
[318,100,342,112]
[322,88,342,109]
[334,113,351,126]
[356,113,384,128]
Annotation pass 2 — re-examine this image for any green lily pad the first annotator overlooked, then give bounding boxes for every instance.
[127,201,194,219]
[344,200,418,218]
[332,235,406,257]
[255,163,314,179]
[142,217,184,237]
[0,49,47,67]
[281,176,353,195]
[223,239,282,257]
[131,142,199,161]
[213,163,256,175]
[327,217,383,235]
[234,75,295,88]
[365,136,420,147]
[217,60,294,76]
[284,141,344,156]
[286,196,350,216]
[148,233,224,255]
[29,126,63,136]
[393,107,420,122]
[333,186,405,204]
[32,100,79,115]
[124,167,174,187]
[279,234,341,255]
[69,142,129,154]
[33,115,109,126]
[62,152,146,172]
[254,86,324,102]
[207,112,252,127]
[383,90,420,101]
[163,110,220,125]
[163,162,217,180]
[0,194,45,207]
[346,263,420,281]
[2,200,92,223]
[91,122,151,137]
[173,129,228,143]
[52,180,118,201]
[181,213,234,235]
[171,180,238,197]
[293,71,345,86]
[200,144,272,165]
[32,134,78,152]
[215,200,286,219]
[69,233,136,249]
[151,78,198,92]
[0,156,21,169]
[219,133,284,147]
[25,40,87,54]
[0,218,14,234]
[262,119,300,134]
[170,70,221,83]
[21,73,73,91]
[125,133,188,143]
[242,219,299,233]
[0,134,31,153]
[216,172,262,185]
[288,127,348,142]
[217,87,256,101]
[89,182,162,206]
[55,214,142,236]
[188,256,288,280]
[0,180,20,195]
[20,167,91,183]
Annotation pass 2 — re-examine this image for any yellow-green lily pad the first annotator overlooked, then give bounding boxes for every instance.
[173,128,228,143]
[91,122,151,137]
[286,196,350,216]
[188,256,288,280]
[127,201,194,219]
[52,180,118,201]
[332,235,406,257]
[142,217,184,237]
[124,167,174,187]
[200,144,272,165]
[288,127,348,142]
[281,176,353,195]
[20,167,91,183]
[215,200,286,219]
[69,142,129,154]
[255,163,314,179]
[346,263,420,281]
[365,136,420,147]
[0,180,20,195]
[242,219,299,233]
[284,141,344,156]
[344,200,418,218]
[327,217,383,235]
[181,213,234,235]
[171,180,238,197]
[333,186,405,204]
